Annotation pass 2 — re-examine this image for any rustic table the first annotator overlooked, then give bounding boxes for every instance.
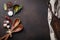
[0,0,50,40]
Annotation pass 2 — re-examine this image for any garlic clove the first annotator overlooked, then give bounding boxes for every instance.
[6,20,10,24]
[3,23,7,27]
[7,25,10,29]
[4,20,9,24]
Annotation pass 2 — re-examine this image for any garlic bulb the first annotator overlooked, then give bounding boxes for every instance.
[8,10,13,16]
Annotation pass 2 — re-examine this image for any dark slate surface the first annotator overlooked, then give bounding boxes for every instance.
[0,0,50,40]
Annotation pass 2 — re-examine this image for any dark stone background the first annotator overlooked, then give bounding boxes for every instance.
[0,0,50,40]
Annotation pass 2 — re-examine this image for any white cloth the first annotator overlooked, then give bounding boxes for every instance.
[48,0,57,40]
[48,8,57,40]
